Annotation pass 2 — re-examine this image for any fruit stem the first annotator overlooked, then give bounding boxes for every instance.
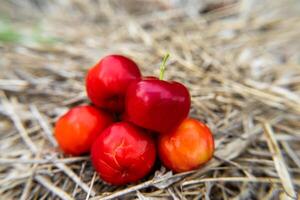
[159,53,170,80]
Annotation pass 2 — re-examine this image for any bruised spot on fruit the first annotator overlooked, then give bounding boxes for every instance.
[121,171,130,178]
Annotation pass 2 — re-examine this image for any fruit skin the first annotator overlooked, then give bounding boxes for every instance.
[91,122,156,185]
[158,118,214,173]
[86,55,141,113]
[54,105,113,156]
[124,78,190,133]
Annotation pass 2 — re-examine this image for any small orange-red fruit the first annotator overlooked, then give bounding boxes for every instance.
[158,118,214,172]
[54,105,113,156]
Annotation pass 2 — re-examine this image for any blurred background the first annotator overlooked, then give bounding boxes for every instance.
[1,0,300,75]
[0,0,300,200]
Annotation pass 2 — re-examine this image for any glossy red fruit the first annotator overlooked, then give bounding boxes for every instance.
[86,55,141,112]
[91,122,156,185]
[54,105,113,156]
[158,118,214,172]
[124,78,190,133]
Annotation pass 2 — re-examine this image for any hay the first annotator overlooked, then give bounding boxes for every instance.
[0,0,300,199]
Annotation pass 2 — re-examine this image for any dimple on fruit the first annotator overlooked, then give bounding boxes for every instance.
[91,122,156,185]
[158,118,214,173]
[86,55,141,113]
[54,105,113,156]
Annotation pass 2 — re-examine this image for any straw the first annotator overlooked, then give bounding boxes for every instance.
[0,0,299,199]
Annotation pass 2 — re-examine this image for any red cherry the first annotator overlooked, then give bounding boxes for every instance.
[124,54,190,133]
[86,55,141,112]
[91,122,156,185]
[54,105,113,156]
[124,79,190,133]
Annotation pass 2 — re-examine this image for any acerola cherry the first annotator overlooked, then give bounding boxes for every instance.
[125,79,190,133]
[158,118,214,172]
[86,55,141,112]
[124,55,190,133]
[91,122,156,185]
[54,105,113,156]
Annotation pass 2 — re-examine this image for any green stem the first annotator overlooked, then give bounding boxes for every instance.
[159,53,170,80]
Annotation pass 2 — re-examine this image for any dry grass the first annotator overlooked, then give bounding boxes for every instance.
[0,0,300,199]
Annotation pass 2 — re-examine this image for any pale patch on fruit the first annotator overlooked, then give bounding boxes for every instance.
[104,138,126,169]
[104,152,121,169]
[99,159,120,174]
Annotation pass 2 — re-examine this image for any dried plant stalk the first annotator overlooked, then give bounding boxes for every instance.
[0,0,299,199]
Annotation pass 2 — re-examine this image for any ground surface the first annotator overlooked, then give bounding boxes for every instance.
[0,0,300,199]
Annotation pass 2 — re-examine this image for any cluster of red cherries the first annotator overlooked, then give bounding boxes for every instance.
[54,54,214,185]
